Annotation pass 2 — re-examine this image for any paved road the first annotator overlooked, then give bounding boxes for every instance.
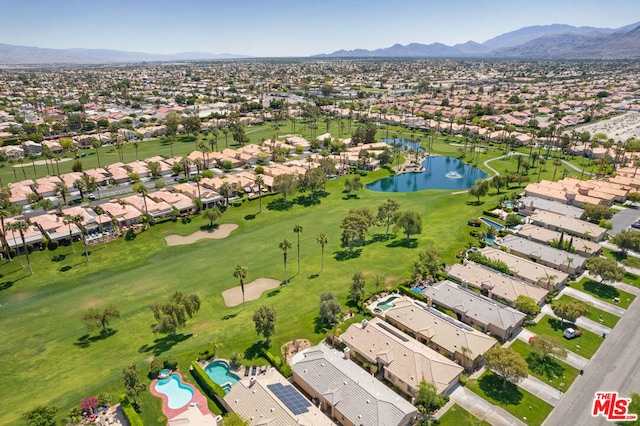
[543,296,640,426]
[611,205,640,235]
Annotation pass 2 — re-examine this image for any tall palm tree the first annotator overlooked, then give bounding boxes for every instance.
[316,233,327,272]
[63,214,77,253]
[255,175,264,213]
[55,182,69,207]
[0,206,13,261]
[92,140,102,168]
[233,265,248,309]
[220,181,232,207]
[73,179,86,200]
[8,220,32,274]
[69,214,89,261]
[279,239,292,284]
[293,224,303,275]
[132,183,149,221]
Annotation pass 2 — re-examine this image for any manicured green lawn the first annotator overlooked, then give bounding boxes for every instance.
[525,315,603,358]
[554,295,620,328]
[623,271,640,288]
[570,277,636,309]
[0,159,505,424]
[602,247,640,272]
[439,403,490,426]
[509,339,580,391]
[467,371,554,426]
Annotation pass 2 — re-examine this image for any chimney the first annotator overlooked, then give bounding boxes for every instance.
[361,319,368,328]
[461,280,468,289]
[249,376,256,387]
[426,297,432,308]
[343,347,351,360]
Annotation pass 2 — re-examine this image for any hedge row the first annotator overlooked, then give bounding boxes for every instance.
[190,361,226,400]
[119,395,143,426]
[260,348,292,378]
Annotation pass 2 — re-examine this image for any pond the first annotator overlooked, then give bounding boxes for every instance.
[381,137,425,152]
[366,156,488,192]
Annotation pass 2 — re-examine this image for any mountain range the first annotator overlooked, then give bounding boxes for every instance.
[316,22,640,59]
[0,44,247,65]
[1,21,639,65]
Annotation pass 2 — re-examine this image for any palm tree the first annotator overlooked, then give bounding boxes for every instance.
[220,181,232,207]
[316,233,327,272]
[233,265,248,309]
[552,159,562,181]
[0,206,13,261]
[55,182,70,208]
[132,183,149,221]
[293,224,303,275]
[8,220,32,274]
[69,214,89,261]
[92,140,102,167]
[255,175,264,213]
[133,141,139,161]
[279,239,292,284]
[73,178,86,200]
[63,214,78,253]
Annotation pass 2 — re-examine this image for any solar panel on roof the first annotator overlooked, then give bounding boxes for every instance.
[267,383,311,415]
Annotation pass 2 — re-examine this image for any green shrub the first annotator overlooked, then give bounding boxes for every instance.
[119,395,143,426]
[150,358,164,378]
[260,348,292,378]
[47,240,59,251]
[399,285,426,302]
[190,361,227,400]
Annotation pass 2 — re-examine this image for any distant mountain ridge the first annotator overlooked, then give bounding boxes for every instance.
[0,44,248,65]
[316,22,640,59]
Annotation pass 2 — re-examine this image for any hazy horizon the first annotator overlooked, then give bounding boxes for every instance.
[3,0,639,57]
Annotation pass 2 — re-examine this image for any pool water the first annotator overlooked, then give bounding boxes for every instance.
[382,137,425,152]
[366,156,488,192]
[205,360,240,393]
[410,286,422,293]
[154,374,194,409]
[376,295,400,311]
[480,217,504,230]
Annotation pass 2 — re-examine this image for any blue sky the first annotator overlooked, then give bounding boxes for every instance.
[3,0,639,56]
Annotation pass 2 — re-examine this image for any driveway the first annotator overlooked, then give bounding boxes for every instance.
[611,205,640,236]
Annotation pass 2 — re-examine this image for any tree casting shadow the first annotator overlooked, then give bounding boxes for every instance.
[386,238,418,248]
[138,333,192,356]
[334,248,362,261]
[244,340,266,361]
[266,198,293,211]
[74,329,118,348]
[478,372,524,406]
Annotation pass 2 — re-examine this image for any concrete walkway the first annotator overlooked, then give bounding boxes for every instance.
[518,375,563,406]
[562,287,626,316]
[450,385,527,426]
[540,304,612,336]
[513,327,589,370]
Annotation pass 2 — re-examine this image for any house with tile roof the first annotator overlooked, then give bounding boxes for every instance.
[448,261,548,306]
[291,344,417,426]
[100,200,142,227]
[516,224,601,258]
[382,297,498,371]
[421,280,526,341]
[224,364,333,426]
[528,210,608,241]
[478,246,569,290]
[499,234,588,274]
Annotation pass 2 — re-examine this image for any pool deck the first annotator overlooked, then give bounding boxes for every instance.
[150,371,213,422]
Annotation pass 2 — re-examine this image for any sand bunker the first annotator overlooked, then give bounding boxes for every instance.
[222,278,281,307]
[164,223,238,246]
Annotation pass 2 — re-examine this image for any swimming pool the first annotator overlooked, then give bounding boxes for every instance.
[376,295,400,311]
[480,217,504,230]
[154,374,194,409]
[205,360,240,393]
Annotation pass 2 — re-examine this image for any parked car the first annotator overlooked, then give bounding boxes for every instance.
[563,327,582,339]
[632,221,640,229]
[88,193,96,200]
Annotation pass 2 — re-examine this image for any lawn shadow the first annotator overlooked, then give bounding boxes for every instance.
[222,312,238,320]
[466,200,484,206]
[293,195,321,207]
[334,248,362,261]
[51,254,68,262]
[0,280,13,290]
[583,280,620,300]
[267,288,281,297]
[308,273,319,279]
[200,223,220,231]
[478,372,524,406]
[244,340,265,361]
[526,355,565,380]
[366,234,390,245]
[74,329,118,348]
[244,214,256,221]
[60,265,73,272]
[181,217,192,225]
[386,238,419,248]
[546,317,573,331]
[313,316,332,334]
[266,198,292,211]
[139,333,192,356]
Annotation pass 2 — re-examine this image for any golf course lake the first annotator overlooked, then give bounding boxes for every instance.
[366,156,488,192]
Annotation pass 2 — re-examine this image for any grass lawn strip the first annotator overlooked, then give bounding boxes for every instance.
[509,340,580,392]
[439,403,491,426]
[525,315,603,359]
[554,295,620,328]
[467,371,553,426]
[571,278,636,309]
